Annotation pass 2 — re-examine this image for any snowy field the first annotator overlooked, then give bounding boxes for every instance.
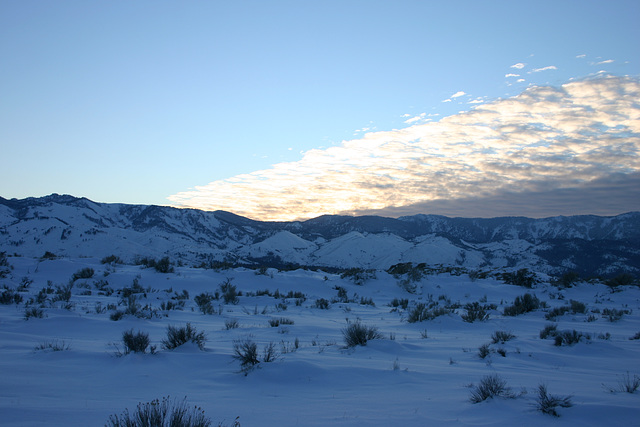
[1,256,639,426]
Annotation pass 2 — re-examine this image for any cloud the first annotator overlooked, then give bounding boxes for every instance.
[511,63,526,69]
[168,76,640,221]
[596,59,614,65]
[505,73,520,78]
[576,54,586,59]
[530,65,558,73]
[451,91,466,98]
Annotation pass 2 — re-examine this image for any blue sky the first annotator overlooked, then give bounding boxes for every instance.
[1,1,639,220]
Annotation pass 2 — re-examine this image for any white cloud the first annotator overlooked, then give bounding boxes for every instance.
[168,76,640,221]
[510,63,526,69]
[451,91,466,98]
[505,73,520,78]
[442,98,452,103]
[576,54,586,58]
[596,59,614,65]
[530,65,558,73]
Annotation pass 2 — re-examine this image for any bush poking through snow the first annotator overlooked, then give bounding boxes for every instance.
[477,343,491,359]
[162,323,206,350]
[469,374,514,403]
[0,286,23,305]
[461,302,493,322]
[71,267,94,282]
[122,329,152,354]
[553,330,589,346]
[219,279,239,305]
[232,338,281,373]
[314,298,330,309]
[605,372,640,393]
[503,293,540,316]
[535,384,572,416]
[24,307,45,320]
[491,331,516,344]
[539,324,558,339]
[268,317,294,327]
[34,339,70,352]
[194,292,218,315]
[106,395,214,427]
[342,321,383,347]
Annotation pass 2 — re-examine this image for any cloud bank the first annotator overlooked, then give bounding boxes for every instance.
[168,75,640,221]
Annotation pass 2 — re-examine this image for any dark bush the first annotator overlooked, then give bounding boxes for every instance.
[154,256,174,274]
[194,292,217,315]
[536,384,572,416]
[162,323,206,350]
[0,286,22,305]
[469,374,514,403]
[101,255,123,265]
[122,329,151,354]
[219,279,239,305]
[342,321,383,347]
[232,339,259,370]
[461,302,493,322]
[503,293,540,316]
[491,330,516,344]
[106,396,214,427]
[71,267,94,282]
[314,298,330,309]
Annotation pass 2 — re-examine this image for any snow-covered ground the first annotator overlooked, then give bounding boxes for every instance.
[1,256,639,426]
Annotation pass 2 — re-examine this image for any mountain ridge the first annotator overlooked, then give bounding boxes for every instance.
[1,194,639,276]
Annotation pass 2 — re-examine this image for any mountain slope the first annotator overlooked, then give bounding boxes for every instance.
[1,194,638,276]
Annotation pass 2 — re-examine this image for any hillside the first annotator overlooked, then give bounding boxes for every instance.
[1,194,639,276]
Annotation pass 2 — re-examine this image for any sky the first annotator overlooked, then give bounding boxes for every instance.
[1,0,639,221]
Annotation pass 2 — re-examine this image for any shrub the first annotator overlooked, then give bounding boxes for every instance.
[539,324,558,339]
[491,331,516,344]
[106,396,213,427]
[554,330,589,346]
[101,255,123,265]
[545,306,570,320]
[569,299,587,314]
[262,342,279,363]
[340,268,376,285]
[461,302,492,323]
[535,384,572,416]
[24,307,45,320]
[194,292,217,315]
[232,339,260,370]
[389,298,409,310]
[629,332,640,340]
[71,267,94,282]
[554,271,581,288]
[615,372,640,393]
[224,319,239,330]
[110,310,125,321]
[154,256,174,273]
[602,308,630,322]
[605,273,636,290]
[53,283,73,303]
[162,323,206,350]
[342,321,383,347]
[121,329,151,354]
[469,374,514,403]
[314,298,330,309]
[503,293,540,316]
[359,297,375,306]
[0,286,22,305]
[268,317,294,327]
[219,279,239,305]
[407,303,451,323]
[34,339,70,352]
[501,268,536,288]
[478,343,491,359]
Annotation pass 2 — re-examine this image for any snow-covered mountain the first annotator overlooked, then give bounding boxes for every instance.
[1,194,639,276]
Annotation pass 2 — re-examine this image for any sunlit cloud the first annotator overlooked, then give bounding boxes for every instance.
[505,73,520,77]
[596,59,614,65]
[168,76,640,221]
[530,65,558,72]
[511,63,526,69]
[451,91,466,98]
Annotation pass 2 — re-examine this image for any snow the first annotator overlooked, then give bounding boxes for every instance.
[1,256,639,426]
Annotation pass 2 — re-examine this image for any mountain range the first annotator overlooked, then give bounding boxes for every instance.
[1,194,639,277]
